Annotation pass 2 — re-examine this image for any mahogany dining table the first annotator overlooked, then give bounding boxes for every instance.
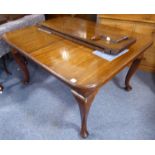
[2,17,153,138]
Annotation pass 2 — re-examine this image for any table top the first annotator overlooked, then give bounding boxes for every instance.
[3,17,153,90]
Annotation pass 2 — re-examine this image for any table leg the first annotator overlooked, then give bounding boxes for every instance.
[2,55,11,74]
[125,56,142,91]
[12,49,30,84]
[71,88,98,138]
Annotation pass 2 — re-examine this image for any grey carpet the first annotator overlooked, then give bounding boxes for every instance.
[0,59,155,140]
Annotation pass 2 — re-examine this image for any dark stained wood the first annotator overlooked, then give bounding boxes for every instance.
[12,48,30,84]
[3,25,152,89]
[71,88,99,138]
[2,17,153,138]
[38,24,109,54]
[41,17,136,55]
[125,55,143,91]
[2,55,11,74]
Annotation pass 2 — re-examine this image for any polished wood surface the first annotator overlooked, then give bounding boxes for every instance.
[3,23,152,89]
[98,14,155,72]
[41,17,136,54]
[71,88,99,138]
[3,17,153,138]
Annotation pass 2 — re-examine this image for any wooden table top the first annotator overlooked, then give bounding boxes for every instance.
[41,17,136,54]
[3,17,153,90]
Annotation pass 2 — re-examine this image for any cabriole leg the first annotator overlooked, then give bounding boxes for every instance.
[125,57,142,91]
[71,89,98,138]
[2,55,11,74]
[12,49,30,84]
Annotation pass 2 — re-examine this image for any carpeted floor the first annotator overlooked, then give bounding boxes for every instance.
[0,59,155,140]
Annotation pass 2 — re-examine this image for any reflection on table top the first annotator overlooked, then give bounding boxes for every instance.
[3,18,152,89]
